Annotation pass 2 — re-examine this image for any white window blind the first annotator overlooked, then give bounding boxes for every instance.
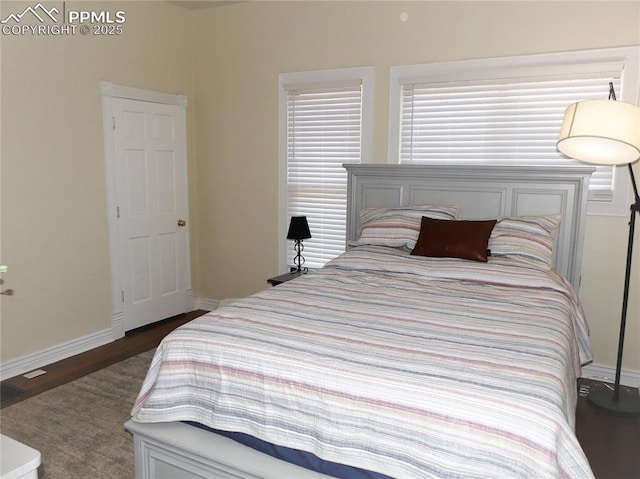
[285,81,363,268]
[399,74,621,201]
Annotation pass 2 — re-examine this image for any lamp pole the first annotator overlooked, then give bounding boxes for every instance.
[588,163,640,414]
[557,82,640,415]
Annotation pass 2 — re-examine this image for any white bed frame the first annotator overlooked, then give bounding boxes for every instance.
[125,164,594,479]
[345,164,594,291]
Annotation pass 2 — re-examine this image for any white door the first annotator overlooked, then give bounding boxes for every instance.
[113,98,190,331]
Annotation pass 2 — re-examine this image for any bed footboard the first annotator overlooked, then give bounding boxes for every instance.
[125,420,336,479]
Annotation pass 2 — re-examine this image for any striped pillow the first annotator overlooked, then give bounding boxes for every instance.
[488,214,561,269]
[354,204,459,249]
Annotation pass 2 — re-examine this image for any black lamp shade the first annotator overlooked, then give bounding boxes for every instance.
[287,216,311,240]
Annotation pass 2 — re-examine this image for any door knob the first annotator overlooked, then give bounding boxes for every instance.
[177,219,186,227]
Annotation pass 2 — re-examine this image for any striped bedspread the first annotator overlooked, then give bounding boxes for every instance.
[132,245,594,479]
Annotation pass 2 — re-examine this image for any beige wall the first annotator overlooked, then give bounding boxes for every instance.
[1,1,638,377]
[191,0,639,373]
[0,0,197,360]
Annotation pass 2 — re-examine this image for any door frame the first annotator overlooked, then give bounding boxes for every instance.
[101,81,192,339]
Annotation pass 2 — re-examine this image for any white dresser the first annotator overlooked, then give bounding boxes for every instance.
[0,435,40,479]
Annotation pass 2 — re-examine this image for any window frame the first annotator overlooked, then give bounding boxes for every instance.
[388,46,640,216]
[278,66,374,272]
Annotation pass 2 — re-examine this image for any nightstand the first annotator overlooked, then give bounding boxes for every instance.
[0,434,40,479]
[267,270,305,286]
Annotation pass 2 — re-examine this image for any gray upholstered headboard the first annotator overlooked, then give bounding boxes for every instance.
[345,164,594,291]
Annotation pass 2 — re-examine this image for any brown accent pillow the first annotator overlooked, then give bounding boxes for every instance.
[411,217,498,262]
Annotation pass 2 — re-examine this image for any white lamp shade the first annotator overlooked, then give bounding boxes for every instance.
[557,99,640,165]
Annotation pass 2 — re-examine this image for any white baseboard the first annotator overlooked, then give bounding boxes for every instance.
[0,298,221,382]
[193,297,246,311]
[194,297,218,311]
[581,363,640,388]
[0,328,114,382]
[187,288,195,310]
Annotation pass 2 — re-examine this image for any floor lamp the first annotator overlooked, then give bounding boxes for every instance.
[557,83,640,416]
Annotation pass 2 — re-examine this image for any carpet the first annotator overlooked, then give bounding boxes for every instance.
[0,349,155,479]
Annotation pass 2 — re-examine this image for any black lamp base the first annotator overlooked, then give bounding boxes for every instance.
[588,386,640,416]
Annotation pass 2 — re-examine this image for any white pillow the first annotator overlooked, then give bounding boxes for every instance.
[488,214,561,269]
[354,204,459,249]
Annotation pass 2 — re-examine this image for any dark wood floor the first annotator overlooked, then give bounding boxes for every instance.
[1,310,638,479]
[0,310,205,408]
[575,381,640,479]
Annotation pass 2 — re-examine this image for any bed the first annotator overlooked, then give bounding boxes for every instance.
[126,164,596,479]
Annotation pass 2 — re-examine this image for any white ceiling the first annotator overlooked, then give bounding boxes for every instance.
[169,1,241,10]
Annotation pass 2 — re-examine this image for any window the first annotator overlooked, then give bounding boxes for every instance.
[279,67,373,270]
[389,46,640,215]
